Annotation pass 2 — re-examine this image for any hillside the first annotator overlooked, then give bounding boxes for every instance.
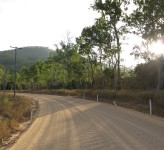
[0,46,52,70]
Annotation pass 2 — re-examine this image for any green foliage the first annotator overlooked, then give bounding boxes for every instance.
[48,40,90,89]
[0,65,4,89]
[130,0,164,41]
[1,1,163,90]
[130,42,156,62]
[91,0,131,90]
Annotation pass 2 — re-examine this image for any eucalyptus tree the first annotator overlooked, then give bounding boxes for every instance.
[89,17,108,74]
[130,0,164,42]
[17,66,31,90]
[0,65,11,90]
[130,41,156,62]
[44,58,67,89]
[129,0,164,89]
[76,27,99,87]
[128,0,164,59]
[91,0,130,90]
[77,17,114,88]
[30,61,47,89]
[49,39,87,89]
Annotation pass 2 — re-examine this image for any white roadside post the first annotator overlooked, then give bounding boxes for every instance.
[149,99,152,115]
[97,94,99,102]
[113,100,117,106]
[31,109,33,122]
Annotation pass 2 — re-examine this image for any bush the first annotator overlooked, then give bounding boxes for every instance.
[0,93,32,144]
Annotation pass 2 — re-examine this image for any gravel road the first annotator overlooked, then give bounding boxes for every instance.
[8,94,164,150]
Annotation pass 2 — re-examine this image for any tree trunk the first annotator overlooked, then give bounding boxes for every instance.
[157,56,163,90]
[114,24,121,90]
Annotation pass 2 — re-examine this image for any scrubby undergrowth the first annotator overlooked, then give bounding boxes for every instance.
[0,93,32,144]
[29,89,164,117]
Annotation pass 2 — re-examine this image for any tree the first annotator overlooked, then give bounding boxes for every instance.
[29,61,47,89]
[129,0,164,89]
[42,61,67,89]
[17,66,35,90]
[130,41,156,62]
[0,65,5,90]
[76,27,99,87]
[91,0,130,90]
[49,38,89,89]
[130,0,164,42]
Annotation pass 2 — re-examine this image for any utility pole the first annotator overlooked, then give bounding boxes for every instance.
[10,46,22,97]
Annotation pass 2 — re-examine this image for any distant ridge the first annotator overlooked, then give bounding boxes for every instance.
[0,46,52,70]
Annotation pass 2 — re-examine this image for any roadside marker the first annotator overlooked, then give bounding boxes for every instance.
[113,101,117,106]
[149,99,152,115]
[97,94,99,102]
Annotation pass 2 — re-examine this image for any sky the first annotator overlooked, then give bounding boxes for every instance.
[0,0,163,67]
[0,0,97,50]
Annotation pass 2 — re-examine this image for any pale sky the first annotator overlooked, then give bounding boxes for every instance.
[0,0,97,50]
[0,0,163,67]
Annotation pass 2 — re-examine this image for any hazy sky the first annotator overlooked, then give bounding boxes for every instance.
[0,0,138,67]
[0,0,163,67]
[0,0,97,50]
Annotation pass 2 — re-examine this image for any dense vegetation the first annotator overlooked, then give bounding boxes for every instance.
[0,42,162,91]
[0,0,163,91]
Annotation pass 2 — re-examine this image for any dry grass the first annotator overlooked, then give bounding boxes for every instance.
[0,93,32,144]
[27,89,164,117]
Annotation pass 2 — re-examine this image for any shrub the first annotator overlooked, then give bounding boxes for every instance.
[0,93,32,144]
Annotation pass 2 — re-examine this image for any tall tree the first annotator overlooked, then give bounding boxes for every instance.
[130,0,164,42]
[49,38,88,89]
[129,0,164,89]
[76,27,99,87]
[91,0,130,90]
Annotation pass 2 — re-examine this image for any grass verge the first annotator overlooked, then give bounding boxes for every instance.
[27,89,164,117]
[0,93,32,146]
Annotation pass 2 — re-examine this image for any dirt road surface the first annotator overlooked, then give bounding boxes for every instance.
[8,94,164,150]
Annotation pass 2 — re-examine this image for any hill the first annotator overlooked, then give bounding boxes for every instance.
[0,46,52,71]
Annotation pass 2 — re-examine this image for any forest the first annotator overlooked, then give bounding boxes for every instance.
[0,0,164,91]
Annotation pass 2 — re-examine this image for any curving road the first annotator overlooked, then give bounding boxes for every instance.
[8,94,164,150]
